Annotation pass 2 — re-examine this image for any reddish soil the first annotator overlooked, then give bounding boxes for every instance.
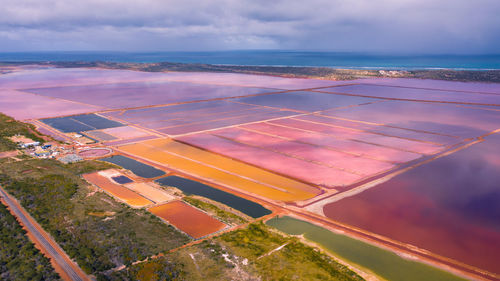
[0,150,18,159]
[148,200,226,239]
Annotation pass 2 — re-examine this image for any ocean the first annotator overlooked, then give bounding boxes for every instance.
[1,51,499,70]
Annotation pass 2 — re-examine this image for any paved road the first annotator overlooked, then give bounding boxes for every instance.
[0,187,88,281]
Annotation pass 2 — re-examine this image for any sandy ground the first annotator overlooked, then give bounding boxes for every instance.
[124,182,174,204]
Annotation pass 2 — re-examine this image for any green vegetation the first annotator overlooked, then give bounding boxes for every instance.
[0,113,46,152]
[0,157,190,277]
[108,258,182,281]
[266,216,467,281]
[0,203,60,280]
[183,196,248,225]
[106,234,241,281]
[111,222,364,281]
[218,222,363,281]
[0,157,113,181]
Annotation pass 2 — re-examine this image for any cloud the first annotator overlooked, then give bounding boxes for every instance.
[0,0,499,53]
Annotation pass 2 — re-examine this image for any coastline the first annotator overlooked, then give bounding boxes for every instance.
[2,60,500,83]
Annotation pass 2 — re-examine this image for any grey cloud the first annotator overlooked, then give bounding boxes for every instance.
[0,0,499,53]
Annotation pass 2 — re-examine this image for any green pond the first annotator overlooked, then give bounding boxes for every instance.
[266,216,466,281]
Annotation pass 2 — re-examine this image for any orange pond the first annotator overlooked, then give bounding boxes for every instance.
[83,172,152,208]
[148,200,226,239]
[118,138,320,202]
[123,182,174,203]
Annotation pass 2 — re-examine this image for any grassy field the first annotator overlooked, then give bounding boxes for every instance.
[108,257,183,281]
[0,157,190,278]
[266,216,467,281]
[110,222,365,281]
[218,222,363,281]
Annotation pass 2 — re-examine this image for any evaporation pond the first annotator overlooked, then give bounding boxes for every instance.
[234,91,375,112]
[266,216,465,281]
[41,113,124,133]
[111,175,134,184]
[99,155,165,178]
[323,133,500,275]
[155,176,271,218]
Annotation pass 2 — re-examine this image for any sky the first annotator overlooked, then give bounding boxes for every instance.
[1,0,499,54]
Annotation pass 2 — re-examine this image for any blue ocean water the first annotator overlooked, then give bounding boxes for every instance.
[1,51,499,70]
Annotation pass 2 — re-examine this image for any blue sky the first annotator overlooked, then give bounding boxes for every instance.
[1,0,499,53]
